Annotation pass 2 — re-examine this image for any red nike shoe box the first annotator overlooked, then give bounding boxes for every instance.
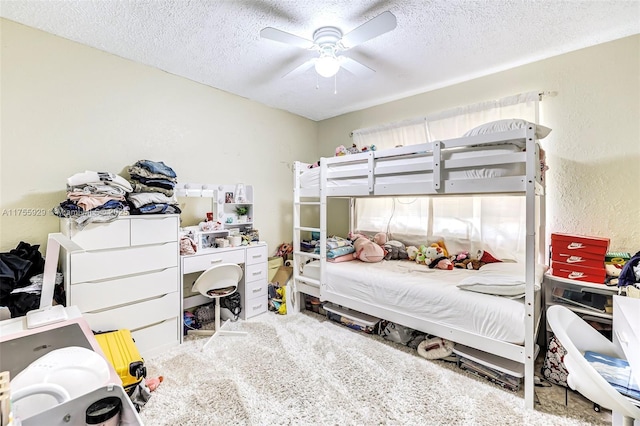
[550,250,606,269]
[550,261,607,284]
[550,233,610,258]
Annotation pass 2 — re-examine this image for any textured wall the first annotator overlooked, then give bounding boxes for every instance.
[0,19,317,253]
[318,35,640,254]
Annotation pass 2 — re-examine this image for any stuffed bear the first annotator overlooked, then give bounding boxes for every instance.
[348,231,385,263]
[424,246,453,270]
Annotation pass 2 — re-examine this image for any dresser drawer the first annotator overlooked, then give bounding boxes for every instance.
[83,292,179,333]
[69,242,178,283]
[245,262,267,284]
[70,267,178,312]
[131,317,179,358]
[243,295,267,320]
[182,248,245,274]
[130,215,178,246]
[61,217,130,250]
[246,245,268,266]
[244,277,268,299]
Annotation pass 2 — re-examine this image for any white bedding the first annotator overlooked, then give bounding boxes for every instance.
[300,144,524,189]
[302,260,542,344]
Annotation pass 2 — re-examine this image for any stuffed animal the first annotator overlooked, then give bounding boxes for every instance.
[346,143,360,154]
[407,245,419,261]
[349,231,385,263]
[477,249,502,264]
[275,242,293,260]
[455,258,485,270]
[451,251,470,263]
[384,240,409,260]
[424,246,453,270]
[430,241,449,258]
[335,145,347,156]
[374,232,387,246]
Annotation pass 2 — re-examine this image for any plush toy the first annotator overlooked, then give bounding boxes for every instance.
[450,251,470,263]
[384,240,409,260]
[307,161,320,168]
[455,258,485,270]
[346,143,360,154]
[407,245,419,261]
[335,145,347,156]
[477,249,502,264]
[349,232,385,263]
[430,241,449,258]
[424,246,453,270]
[374,232,387,246]
[275,242,293,260]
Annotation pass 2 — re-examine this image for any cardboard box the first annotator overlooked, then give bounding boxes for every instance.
[551,261,607,284]
[268,256,284,282]
[551,233,610,258]
[271,266,292,286]
[551,250,606,269]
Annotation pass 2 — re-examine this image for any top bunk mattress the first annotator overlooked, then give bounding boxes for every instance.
[302,260,542,345]
[299,144,525,189]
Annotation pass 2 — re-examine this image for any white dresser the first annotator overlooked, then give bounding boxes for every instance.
[59,215,181,358]
[181,243,269,324]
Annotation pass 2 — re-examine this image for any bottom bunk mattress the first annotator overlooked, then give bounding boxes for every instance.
[301,260,542,345]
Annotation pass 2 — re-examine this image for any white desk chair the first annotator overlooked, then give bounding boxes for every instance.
[191,263,247,350]
[547,305,640,425]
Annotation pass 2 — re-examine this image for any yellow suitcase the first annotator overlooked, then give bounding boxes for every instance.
[94,329,146,393]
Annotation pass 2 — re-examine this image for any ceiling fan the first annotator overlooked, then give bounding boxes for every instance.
[260,11,397,79]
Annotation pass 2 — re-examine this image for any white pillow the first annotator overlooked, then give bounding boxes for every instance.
[457,274,526,297]
[463,119,552,140]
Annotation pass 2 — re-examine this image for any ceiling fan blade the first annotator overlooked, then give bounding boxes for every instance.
[282,58,316,78]
[340,11,397,49]
[260,27,314,49]
[339,56,375,78]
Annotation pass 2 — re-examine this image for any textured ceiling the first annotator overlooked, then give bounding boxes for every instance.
[1,0,639,121]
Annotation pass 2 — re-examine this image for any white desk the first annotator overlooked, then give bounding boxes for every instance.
[180,242,268,341]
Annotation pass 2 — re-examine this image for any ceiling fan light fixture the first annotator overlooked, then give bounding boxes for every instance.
[315,54,340,78]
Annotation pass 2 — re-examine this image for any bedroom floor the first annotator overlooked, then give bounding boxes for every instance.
[301,309,612,425]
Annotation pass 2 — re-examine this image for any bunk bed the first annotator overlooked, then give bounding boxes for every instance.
[291,122,548,410]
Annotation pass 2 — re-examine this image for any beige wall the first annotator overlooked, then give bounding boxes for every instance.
[0,19,318,253]
[318,35,640,254]
[2,19,638,257]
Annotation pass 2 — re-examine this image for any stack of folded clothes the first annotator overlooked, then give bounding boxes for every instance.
[52,170,132,227]
[127,160,181,215]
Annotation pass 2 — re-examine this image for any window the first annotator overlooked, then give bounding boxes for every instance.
[352,92,539,258]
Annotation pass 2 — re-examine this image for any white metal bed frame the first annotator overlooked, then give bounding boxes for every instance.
[291,125,546,410]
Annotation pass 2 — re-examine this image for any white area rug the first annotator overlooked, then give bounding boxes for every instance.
[140,312,599,425]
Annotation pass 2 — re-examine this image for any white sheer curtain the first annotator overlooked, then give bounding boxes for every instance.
[352,92,539,259]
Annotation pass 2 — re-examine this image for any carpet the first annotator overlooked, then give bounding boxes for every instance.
[139,311,603,425]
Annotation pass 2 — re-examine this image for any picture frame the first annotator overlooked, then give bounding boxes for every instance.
[225,192,234,203]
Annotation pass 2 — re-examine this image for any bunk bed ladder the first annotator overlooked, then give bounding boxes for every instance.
[291,161,326,312]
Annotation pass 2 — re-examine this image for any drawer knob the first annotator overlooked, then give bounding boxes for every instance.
[210,259,222,264]
[252,287,262,293]
[252,304,263,310]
